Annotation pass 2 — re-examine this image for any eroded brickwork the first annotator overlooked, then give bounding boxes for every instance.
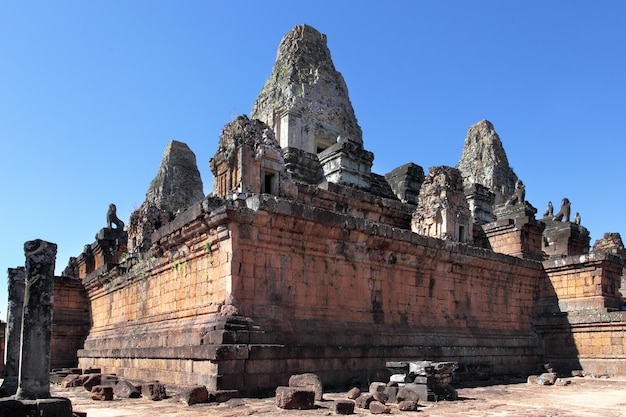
[78,188,544,392]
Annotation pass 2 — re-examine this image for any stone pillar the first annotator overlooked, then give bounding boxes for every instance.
[2,267,26,393]
[15,239,57,400]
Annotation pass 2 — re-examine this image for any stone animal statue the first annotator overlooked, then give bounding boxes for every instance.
[543,201,553,217]
[107,203,125,230]
[552,198,571,222]
[505,179,525,206]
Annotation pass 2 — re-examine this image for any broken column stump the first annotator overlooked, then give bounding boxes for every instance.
[0,267,26,396]
[15,239,57,401]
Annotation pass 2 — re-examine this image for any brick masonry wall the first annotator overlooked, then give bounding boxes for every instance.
[534,253,626,377]
[79,192,545,391]
[52,277,90,369]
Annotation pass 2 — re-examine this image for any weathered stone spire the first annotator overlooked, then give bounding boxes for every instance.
[127,140,204,253]
[456,120,519,205]
[145,140,204,213]
[251,24,363,150]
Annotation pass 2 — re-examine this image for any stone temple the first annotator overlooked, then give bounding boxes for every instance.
[5,24,626,396]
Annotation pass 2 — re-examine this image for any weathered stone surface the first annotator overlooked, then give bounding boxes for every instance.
[334,399,355,414]
[368,382,386,394]
[289,373,323,401]
[4,267,25,383]
[346,386,361,400]
[456,119,519,205]
[354,393,374,409]
[208,390,239,403]
[397,384,424,403]
[593,232,626,259]
[142,382,167,401]
[210,115,297,200]
[16,239,57,400]
[145,140,204,214]
[91,385,113,401]
[82,374,101,391]
[127,202,172,253]
[383,386,398,403]
[127,141,202,254]
[252,24,363,148]
[368,400,391,414]
[398,400,418,411]
[251,24,374,188]
[372,391,388,404]
[274,386,315,410]
[179,385,208,405]
[385,162,424,204]
[60,374,81,388]
[537,373,558,385]
[113,379,141,398]
[412,166,472,243]
[100,374,119,386]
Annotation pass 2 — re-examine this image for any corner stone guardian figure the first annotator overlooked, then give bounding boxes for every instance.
[505,179,525,206]
[543,201,553,217]
[553,198,571,222]
[107,203,125,230]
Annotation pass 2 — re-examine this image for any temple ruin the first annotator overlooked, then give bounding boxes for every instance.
[4,24,626,396]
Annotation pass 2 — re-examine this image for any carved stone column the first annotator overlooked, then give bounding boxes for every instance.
[15,239,57,400]
[2,267,26,394]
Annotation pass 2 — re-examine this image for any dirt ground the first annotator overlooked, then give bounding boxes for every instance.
[49,377,626,417]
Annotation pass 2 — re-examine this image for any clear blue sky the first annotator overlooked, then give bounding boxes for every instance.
[1,1,625,319]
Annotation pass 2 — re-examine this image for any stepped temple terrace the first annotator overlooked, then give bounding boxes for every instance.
[2,25,625,405]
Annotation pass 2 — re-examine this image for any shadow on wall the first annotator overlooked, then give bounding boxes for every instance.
[532,268,583,375]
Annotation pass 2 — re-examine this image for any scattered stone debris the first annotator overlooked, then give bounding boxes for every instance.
[369,400,391,414]
[333,399,355,414]
[91,385,114,401]
[387,360,459,401]
[179,385,209,406]
[274,386,315,410]
[289,373,324,401]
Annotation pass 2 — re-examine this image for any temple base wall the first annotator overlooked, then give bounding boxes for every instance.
[77,193,545,393]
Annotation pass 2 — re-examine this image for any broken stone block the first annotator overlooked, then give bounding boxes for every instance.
[101,374,119,386]
[113,380,141,398]
[372,391,388,404]
[346,386,361,399]
[398,400,418,411]
[142,382,167,401]
[83,368,101,374]
[537,373,557,386]
[354,393,374,409]
[334,399,355,415]
[397,384,425,403]
[571,370,584,377]
[527,375,538,384]
[383,386,398,403]
[289,373,324,401]
[91,385,114,401]
[82,374,101,391]
[369,400,391,414]
[180,385,208,405]
[60,374,82,388]
[208,390,239,402]
[368,382,386,393]
[555,378,572,386]
[275,386,315,410]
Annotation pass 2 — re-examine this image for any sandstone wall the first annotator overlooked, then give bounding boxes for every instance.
[79,189,544,392]
[51,277,90,369]
[534,253,626,377]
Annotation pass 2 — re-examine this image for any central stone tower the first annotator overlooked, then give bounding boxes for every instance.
[251,24,373,187]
